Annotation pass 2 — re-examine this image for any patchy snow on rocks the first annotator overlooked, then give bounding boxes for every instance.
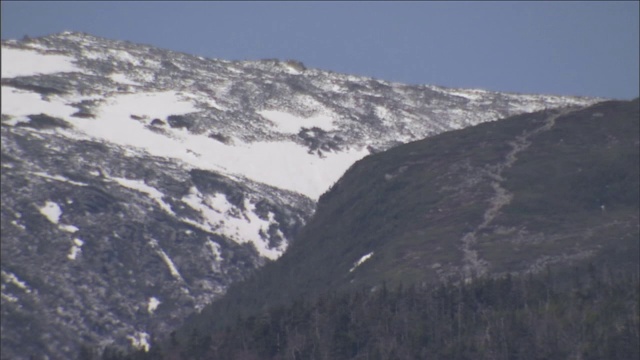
[127,331,151,352]
[59,224,79,233]
[349,252,374,273]
[111,177,175,215]
[1,86,78,119]
[181,187,286,260]
[148,239,184,282]
[1,270,32,293]
[33,172,88,187]
[258,109,337,134]
[39,201,62,224]
[147,297,161,314]
[67,238,85,261]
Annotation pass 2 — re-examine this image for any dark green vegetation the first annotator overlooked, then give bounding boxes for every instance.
[86,99,639,359]
[100,265,639,360]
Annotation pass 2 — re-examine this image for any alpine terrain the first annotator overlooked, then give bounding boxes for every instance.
[1,31,600,359]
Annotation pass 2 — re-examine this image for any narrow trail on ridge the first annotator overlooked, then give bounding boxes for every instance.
[460,106,580,279]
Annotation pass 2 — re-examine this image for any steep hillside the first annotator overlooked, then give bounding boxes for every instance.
[184,99,639,337]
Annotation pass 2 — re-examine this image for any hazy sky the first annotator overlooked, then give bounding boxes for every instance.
[2,1,638,99]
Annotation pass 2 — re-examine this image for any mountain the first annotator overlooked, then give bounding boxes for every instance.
[1,31,600,359]
[178,98,639,344]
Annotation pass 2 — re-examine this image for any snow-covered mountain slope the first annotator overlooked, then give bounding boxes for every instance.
[0,31,601,359]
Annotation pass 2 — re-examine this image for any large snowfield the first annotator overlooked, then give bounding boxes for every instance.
[1,47,369,200]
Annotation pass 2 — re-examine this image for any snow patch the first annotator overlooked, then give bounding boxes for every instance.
[94,91,197,122]
[59,224,79,233]
[205,239,223,272]
[67,246,81,260]
[1,271,32,293]
[111,177,175,215]
[147,297,161,314]
[109,73,142,86]
[33,172,88,186]
[67,238,85,260]
[49,89,367,199]
[258,109,337,134]
[206,239,222,260]
[149,239,184,281]
[23,42,51,51]
[181,188,286,260]
[1,47,83,78]
[82,49,107,61]
[1,292,19,303]
[447,89,488,101]
[127,332,151,352]
[349,252,374,273]
[283,63,303,75]
[11,220,26,230]
[39,201,62,224]
[2,116,31,127]
[108,49,141,66]
[1,86,78,119]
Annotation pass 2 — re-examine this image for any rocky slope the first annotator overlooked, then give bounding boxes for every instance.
[1,31,600,359]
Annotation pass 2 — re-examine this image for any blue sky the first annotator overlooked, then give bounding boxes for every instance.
[2,1,638,99]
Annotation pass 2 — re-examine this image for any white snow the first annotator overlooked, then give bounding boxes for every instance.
[349,252,374,273]
[33,172,88,187]
[180,91,224,110]
[109,73,142,86]
[127,332,151,352]
[375,105,391,119]
[205,239,223,272]
[1,292,19,303]
[149,239,184,281]
[82,49,107,61]
[67,246,81,260]
[90,90,197,123]
[283,63,303,75]
[11,220,26,231]
[59,224,79,233]
[67,238,84,260]
[258,109,337,134]
[1,47,83,78]
[207,192,234,213]
[447,89,488,101]
[206,239,222,260]
[1,271,32,293]
[111,177,175,215]
[147,297,161,314]
[108,49,141,66]
[9,88,367,199]
[181,188,286,260]
[168,137,367,200]
[2,86,78,119]
[2,116,31,126]
[39,201,62,224]
[23,42,51,51]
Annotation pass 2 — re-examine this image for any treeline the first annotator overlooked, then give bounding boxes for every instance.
[89,265,639,360]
